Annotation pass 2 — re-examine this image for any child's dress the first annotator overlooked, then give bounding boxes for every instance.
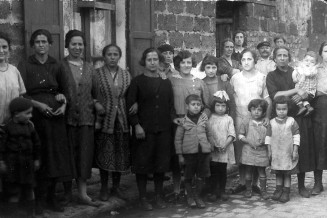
[292,63,317,97]
[239,119,269,167]
[266,117,300,171]
[207,114,236,164]
[0,120,41,186]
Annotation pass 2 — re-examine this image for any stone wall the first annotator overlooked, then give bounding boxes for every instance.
[0,0,24,66]
[154,1,216,63]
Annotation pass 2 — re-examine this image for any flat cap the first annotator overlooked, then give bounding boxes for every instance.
[257,41,271,49]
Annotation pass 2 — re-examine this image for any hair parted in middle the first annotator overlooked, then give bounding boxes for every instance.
[139,47,165,66]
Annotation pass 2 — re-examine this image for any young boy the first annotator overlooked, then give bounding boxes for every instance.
[174,94,212,209]
[0,97,41,217]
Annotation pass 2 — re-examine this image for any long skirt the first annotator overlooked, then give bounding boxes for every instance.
[67,125,94,179]
[295,115,315,173]
[312,95,327,170]
[95,119,130,172]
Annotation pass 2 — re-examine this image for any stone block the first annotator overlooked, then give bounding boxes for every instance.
[186,2,201,16]
[11,0,24,21]
[167,1,184,14]
[266,6,277,18]
[267,19,278,33]
[155,32,168,47]
[177,16,193,32]
[169,32,183,48]
[158,14,176,31]
[289,22,298,36]
[0,23,25,46]
[9,47,24,66]
[154,14,158,30]
[202,2,215,17]
[194,17,210,32]
[260,19,268,32]
[193,51,203,65]
[239,3,254,17]
[0,1,11,19]
[311,0,327,34]
[278,22,287,33]
[254,4,267,17]
[247,17,260,31]
[201,35,215,49]
[154,1,166,12]
[184,33,201,49]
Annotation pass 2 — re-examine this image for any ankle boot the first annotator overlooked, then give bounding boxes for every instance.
[271,185,283,201]
[260,178,269,200]
[244,180,252,198]
[312,170,324,195]
[185,182,196,208]
[194,179,206,208]
[279,187,290,203]
[298,173,310,198]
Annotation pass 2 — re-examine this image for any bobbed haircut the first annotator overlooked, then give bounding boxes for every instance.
[273,36,286,44]
[173,50,197,71]
[273,46,292,62]
[273,95,291,110]
[29,29,53,47]
[319,41,327,56]
[210,96,229,114]
[200,55,218,72]
[233,30,247,47]
[185,94,202,105]
[0,32,11,49]
[65,29,86,48]
[139,47,165,67]
[102,44,122,58]
[240,48,258,64]
[248,99,268,114]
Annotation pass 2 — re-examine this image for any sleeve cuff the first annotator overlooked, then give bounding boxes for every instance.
[265,136,271,144]
[238,134,245,140]
[293,134,300,146]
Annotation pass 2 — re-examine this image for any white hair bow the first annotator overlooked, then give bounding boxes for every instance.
[213,90,230,101]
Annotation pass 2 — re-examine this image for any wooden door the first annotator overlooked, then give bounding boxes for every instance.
[216,20,233,57]
[24,0,64,60]
[128,0,155,77]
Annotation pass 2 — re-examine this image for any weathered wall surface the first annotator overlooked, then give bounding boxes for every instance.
[154,1,216,63]
[0,0,24,66]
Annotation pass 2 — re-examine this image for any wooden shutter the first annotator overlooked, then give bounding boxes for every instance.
[128,0,155,77]
[24,0,64,60]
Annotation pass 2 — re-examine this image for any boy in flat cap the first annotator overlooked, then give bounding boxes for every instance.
[255,41,276,75]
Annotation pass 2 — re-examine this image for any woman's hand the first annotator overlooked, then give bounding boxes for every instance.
[173,118,184,126]
[52,104,66,116]
[135,124,145,139]
[297,89,309,100]
[35,101,53,117]
[221,74,229,82]
[178,155,185,167]
[95,102,105,116]
[55,94,66,104]
[199,113,208,122]
[34,160,40,171]
[129,102,138,115]
[262,117,270,126]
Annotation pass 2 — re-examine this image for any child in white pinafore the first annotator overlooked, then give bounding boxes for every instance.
[207,91,236,202]
[265,96,300,203]
[239,99,269,199]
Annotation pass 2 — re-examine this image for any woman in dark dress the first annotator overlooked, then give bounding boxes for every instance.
[266,46,315,198]
[127,48,175,211]
[312,42,327,195]
[17,29,72,214]
[94,44,131,201]
[231,30,247,63]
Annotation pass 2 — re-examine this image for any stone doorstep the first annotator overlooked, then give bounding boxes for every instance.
[44,164,239,218]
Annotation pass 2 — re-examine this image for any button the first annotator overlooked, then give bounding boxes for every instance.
[156,95,159,98]
[155,105,159,109]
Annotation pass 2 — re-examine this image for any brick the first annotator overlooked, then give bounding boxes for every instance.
[155,32,168,47]
[177,16,193,32]
[278,22,287,33]
[158,14,176,31]
[185,2,201,15]
[202,2,215,17]
[260,19,268,32]
[167,1,184,14]
[154,1,166,12]
[184,33,201,49]
[267,19,278,33]
[201,35,215,49]
[0,1,11,19]
[169,32,183,48]
[194,17,210,32]
[239,3,254,17]
[193,51,204,65]
[289,22,298,36]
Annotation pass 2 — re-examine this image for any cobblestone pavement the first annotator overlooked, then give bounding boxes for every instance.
[99,171,327,218]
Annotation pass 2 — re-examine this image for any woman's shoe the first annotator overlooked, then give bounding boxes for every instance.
[139,197,153,211]
[77,196,102,207]
[271,185,283,201]
[206,193,217,202]
[299,187,311,198]
[99,188,109,201]
[230,184,246,194]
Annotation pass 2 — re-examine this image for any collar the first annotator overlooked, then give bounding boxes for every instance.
[234,47,244,53]
[28,54,57,65]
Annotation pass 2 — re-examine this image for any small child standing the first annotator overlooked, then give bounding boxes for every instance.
[0,97,41,216]
[207,91,236,202]
[292,51,318,116]
[265,96,300,203]
[239,99,269,199]
[175,94,212,209]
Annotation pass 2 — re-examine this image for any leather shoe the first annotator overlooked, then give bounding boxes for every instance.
[140,198,153,211]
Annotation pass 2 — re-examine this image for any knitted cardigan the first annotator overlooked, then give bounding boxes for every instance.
[94,66,131,134]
